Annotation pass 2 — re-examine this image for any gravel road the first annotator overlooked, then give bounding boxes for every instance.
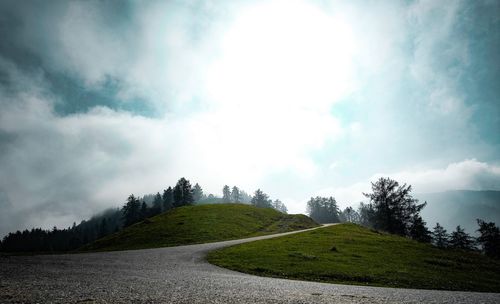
[1,225,498,304]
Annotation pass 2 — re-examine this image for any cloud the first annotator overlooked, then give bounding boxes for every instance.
[380,159,500,193]
[0,49,343,235]
[318,159,500,209]
[53,1,131,87]
[0,0,499,235]
[408,0,471,116]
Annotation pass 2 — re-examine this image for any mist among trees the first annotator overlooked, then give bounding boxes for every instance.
[2,176,498,259]
[0,177,287,253]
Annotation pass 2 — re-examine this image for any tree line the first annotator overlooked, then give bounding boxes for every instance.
[0,208,122,253]
[4,176,497,258]
[122,180,287,228]
[0,178,287,253]
[306,177,500,259]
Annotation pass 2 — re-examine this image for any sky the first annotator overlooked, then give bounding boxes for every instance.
[0,0,499,237]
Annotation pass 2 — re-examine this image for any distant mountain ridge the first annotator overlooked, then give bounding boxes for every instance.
[416,190,500,235]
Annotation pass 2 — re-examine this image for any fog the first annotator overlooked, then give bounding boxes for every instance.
[0,0,499,237]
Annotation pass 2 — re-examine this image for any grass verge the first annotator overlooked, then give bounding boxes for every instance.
[207,223,500,292]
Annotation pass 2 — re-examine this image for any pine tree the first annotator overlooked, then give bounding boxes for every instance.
[341,206,360,223]
[408,215,431,243]
[231,186,241,203]
[173,177,194,207]
[163,187,174,211]
[476,219,500,259]
[272,199,288,213]
[152,192,162,215]
[449,226,474,250]
[239,190,252,203]
[222,185,231,202]
[432,223,449,248]
[306,197,341,223]
[98,218,107,238]
[363,177,426,236]
[192,183,204,203]
[357,202,374,227]
[140,201,148,219]
[122,194,141,227]
[251,189,272,208]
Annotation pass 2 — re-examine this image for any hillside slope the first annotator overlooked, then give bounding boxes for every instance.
[81,204,318,251]
[208,223,500,292]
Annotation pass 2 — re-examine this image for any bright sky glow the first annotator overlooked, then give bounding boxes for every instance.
[206,1,356,111]
[0,0,499,235]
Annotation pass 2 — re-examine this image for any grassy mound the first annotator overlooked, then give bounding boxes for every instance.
[80,204,318,252]
[207,223,500,292]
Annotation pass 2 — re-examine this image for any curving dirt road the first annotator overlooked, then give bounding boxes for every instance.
[1,225,499,303]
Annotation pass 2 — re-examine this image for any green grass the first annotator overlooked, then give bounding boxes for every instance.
[207,223,500,292]
[80,203,318,252]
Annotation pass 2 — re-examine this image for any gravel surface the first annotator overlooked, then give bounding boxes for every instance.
[1,225,499,304]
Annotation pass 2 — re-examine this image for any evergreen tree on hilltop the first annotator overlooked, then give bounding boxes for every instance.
[306,196,341,223]
[152,192,162,215]
[476,219,500,259]
[173,178,194,207]
[363,177,426,236]
[357,202,375,227]
[239,190,252,203]
[341,206,360,223]
[449,226,475,250]
[272,199,288,213]
[231,186,241,203]
[408,214,431,243]
[431,223,449,248]
[98,218,107,238]
[163,187,174,210]
[122,194,141,227]
[251,189,272,208]
[192,183,204,203]
[222,185,231,202]
[140,200,148,219]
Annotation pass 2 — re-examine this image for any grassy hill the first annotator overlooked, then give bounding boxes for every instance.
[208,223,500,292]
[80,203,318,252]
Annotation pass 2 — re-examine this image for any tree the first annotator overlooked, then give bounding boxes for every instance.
[239,190,252,203]
[162,187,174,211]
[431,223,449,248]
[409,215,431,243]
[0,207,123,253]
[222,185,231,202]
[201,193,225,204]
[357,202,374,227]
[306,197,341,224]
[231,186,241,203]
[363,177,426,236]
[140,200,149,219]
[341,206,360,223]
[173,178,194,207]
[98,218,107,238]
[251,189,272,208]
[122,194,141,227]
[272,199,288,213]
[152,192,162,215]
[449,226,474,250]
[192,183,204,203]
[476,219,500,259]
